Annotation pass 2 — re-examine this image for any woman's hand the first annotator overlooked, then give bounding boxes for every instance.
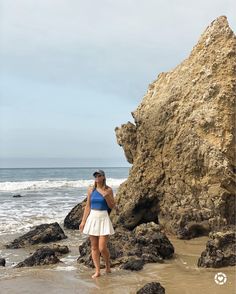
[79,222,85,232]
[103,188,116,209]
[79,187,92,233]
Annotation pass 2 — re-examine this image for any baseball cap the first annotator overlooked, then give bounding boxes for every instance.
[93,169,105,177]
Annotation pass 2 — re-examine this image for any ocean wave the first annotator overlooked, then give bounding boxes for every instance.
[0,178,127,192]
[0,195,84,235]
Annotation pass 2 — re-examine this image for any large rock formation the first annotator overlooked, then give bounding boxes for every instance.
[112,16,236,238]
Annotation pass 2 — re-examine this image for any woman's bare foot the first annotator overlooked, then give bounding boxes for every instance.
[92,272,100,279]
[105,268,111,274]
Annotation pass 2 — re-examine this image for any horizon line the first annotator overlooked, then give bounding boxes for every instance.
[0,166,131,169]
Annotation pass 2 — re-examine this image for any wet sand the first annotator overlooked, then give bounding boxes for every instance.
[0,228,235,294]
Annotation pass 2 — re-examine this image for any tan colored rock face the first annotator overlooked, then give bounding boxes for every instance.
[113,16,236,238]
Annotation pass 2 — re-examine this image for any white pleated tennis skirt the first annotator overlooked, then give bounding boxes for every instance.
[83,209,115,236]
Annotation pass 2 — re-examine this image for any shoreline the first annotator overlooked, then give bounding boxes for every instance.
[1,229,235,294]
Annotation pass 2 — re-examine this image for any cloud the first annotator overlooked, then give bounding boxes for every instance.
[1,0,235,98]
[0,0,235,163]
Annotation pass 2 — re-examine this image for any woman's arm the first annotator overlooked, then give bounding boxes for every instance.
[104,188,116,209]
[79,187,92,232]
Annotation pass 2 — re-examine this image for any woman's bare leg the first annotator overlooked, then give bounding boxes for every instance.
[99,235,111,273]
[90,235,100,278]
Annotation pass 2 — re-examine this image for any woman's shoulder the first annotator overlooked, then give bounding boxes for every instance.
[105,185,113,192]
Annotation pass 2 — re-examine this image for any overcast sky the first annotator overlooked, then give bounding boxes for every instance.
[0,0,235,167]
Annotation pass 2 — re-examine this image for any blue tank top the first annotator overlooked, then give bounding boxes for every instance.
[90,189,110,211]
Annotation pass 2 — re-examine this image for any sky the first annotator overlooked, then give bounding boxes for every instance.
[0,0,235,168]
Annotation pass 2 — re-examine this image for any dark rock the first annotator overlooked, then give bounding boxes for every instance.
[198,231,236,267]
[137,282,165,294]
[5,222,67,249]
[44,244,69,255]
[77,238,94,268]
[15,247,61,268]
[13,194,22,198]
[177,220,210,239]
[15,244,69,268]
[121,258,144,271]
[133,222,174,259]
[64,199,86,229]
[77,222,174,269]
[0,258,6,267]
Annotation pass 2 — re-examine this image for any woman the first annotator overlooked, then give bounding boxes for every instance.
[79,169,115,278]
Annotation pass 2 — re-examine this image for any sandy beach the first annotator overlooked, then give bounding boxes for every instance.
[1,227,235,294]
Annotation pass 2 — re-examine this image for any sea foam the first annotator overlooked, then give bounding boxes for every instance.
[0,178,126,192]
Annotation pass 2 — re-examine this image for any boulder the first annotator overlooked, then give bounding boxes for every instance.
[175,219,210,240]
[112,16,236,239]
[15,244,69,268]
[44,244,69,255]
[64,199,86,229]
[0,258,6,267]
[13,194,22,198]
[137,282,165,294]
[5,222,67,249]
[77,222,174,270]
[121,258,145,271]
[198,230,236,267]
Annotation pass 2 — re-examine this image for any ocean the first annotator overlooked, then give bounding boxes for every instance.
[0,167,128,236]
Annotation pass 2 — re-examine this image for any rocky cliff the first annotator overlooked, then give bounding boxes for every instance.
[112,16,236,239]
